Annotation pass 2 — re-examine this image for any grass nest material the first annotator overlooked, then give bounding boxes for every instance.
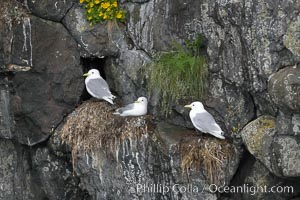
[179,136,234,185]
[60,100,154,165]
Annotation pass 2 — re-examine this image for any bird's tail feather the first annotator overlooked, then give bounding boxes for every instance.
[209,131,225,139]
[113,111,120,115]
[103,97,114,105]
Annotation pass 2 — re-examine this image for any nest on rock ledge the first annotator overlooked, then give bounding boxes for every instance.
[179,136,234,185]
[60,100,154,165]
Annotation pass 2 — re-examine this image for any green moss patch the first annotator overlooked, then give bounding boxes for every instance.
[148,35,208,117]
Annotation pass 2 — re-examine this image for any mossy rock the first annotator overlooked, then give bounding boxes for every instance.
[283,16,300,57]
[268,65,300,113]
[241,115,276,173]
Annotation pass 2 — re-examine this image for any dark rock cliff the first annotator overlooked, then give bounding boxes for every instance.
[0,0,299,200]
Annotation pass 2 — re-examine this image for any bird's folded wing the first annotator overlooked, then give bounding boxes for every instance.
[86,78,112,97]
[192,112,221,133]
[116,103,135,114]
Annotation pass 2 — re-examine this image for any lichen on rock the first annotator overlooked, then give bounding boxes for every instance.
[283,16,300,58]
[268,65,300,113]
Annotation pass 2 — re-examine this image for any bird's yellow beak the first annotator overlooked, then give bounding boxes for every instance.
[83,73,89,77]
[134,100,140,103]
[184,104,192,109]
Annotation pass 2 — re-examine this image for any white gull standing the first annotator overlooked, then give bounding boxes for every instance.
[113,97,148,117]
[184,101,225,139]
[83,69,116,104]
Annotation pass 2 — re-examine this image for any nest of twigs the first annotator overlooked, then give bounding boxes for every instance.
[180,136,234,185]
[60,100,153,166]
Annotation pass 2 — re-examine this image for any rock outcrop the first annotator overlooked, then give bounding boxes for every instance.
[60,101,239,200]
[0,0,299,199]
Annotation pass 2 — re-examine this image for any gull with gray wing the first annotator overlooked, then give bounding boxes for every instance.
[83,69,116,104]
[184,101,225,139]
[113,97,148,117]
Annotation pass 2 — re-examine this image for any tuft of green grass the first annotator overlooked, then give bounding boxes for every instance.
[148,35,208,117]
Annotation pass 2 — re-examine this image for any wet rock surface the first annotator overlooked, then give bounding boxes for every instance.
[230,159,300,200]
[241,115,300,178]
[27,0,74,22]
[0,138,85,200]
[269,65,300,113]
[0,0,300,199]
[10,15,84,145]
[60,101,239,199]
[62,5,123,57]
[105,49,151,103]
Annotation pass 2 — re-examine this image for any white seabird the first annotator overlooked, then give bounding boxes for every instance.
[184,101,225,139]
[83,69,116,104]
[113,97,148,117]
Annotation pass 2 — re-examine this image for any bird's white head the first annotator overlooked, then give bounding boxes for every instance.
[135,97,148,105]
[83,69,101,79]
[184,101,204,111]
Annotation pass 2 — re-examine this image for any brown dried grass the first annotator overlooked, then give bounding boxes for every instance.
[180,136,234,185]
[60,100,153,166]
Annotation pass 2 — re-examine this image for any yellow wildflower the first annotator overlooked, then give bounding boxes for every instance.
[88,16,92,20]
[103,14,108,19]
[101,2,110,9]
[112,1,117,7]
[107,7,111,11]
[116,12,123,19]
[79,0,84,3]
[89,2,94,7]
[95,0,100,4]
[88,8,92,13]
[99,12,103,16]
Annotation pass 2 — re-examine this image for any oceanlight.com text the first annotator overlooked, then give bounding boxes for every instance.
[136,183,294,196]
[208,184,294,195]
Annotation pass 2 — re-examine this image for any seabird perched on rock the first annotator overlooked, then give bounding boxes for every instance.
[113,97,148,117]
[184,101,225,139]
[83,69,116,104]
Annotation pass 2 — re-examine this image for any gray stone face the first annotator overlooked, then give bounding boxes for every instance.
[127,0,300,93]
[0,137,86,200]
[127,0,202,55]
[1,0,300,199]
[62,5,123,58]
[276,111,300,136]
[0,2,32,71]
[63,102,240,200]
[105,49,152,103]
[27,0,74,22]
[9,16,84,145]
[240,160,299,200]
[241,115,277,174]
[207,76,255,138]
[273,136,300,177]
[31,146,85,200]
[0,84,14,139]
[241,115,300,178]
[268,65,300,113]
[284,16,300,58]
